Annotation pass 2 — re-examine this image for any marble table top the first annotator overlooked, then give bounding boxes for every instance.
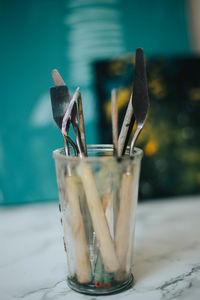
[0,195,200,300]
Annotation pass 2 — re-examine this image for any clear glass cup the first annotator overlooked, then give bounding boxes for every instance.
[53,145,143,295]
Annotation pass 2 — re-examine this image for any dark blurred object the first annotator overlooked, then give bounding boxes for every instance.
[94,55,200,200]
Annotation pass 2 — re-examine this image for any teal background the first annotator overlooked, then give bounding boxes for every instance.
[0,0,191,205]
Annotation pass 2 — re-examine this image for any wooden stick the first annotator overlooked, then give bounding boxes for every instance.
[77,92,87,156]
[118,95,134,156]
[102,191,114,239]
[52,69,66,86]
[79,162,119,273]
[115,172,133,281]
[65,176,91,283]
[111,89,118,157]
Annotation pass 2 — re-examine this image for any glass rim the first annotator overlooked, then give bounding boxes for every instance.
[53,144,143,162]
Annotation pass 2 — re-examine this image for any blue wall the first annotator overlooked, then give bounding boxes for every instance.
[0,0,190,204]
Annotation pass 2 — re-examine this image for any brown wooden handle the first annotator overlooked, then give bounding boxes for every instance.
[115,172,133,281]
[102,191,115,239]
[80,162,119,273]
[65,176,91,283]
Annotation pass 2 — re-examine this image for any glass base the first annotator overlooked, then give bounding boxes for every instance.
[67,274,134,295]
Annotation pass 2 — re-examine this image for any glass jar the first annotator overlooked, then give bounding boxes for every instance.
[53,145,143,295]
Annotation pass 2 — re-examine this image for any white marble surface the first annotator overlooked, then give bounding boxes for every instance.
[0,196,200,300]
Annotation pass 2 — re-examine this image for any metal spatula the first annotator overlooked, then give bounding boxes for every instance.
[50,70,78,155]
[129,48,149,157]
[50,85,71,131]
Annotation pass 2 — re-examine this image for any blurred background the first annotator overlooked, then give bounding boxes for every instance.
[0,0,200,205]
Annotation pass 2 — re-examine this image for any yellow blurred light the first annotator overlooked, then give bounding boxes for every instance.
[144,140,158,156]
[108,61,126,76]
[189,88,200,101]
[148,78,165,99]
